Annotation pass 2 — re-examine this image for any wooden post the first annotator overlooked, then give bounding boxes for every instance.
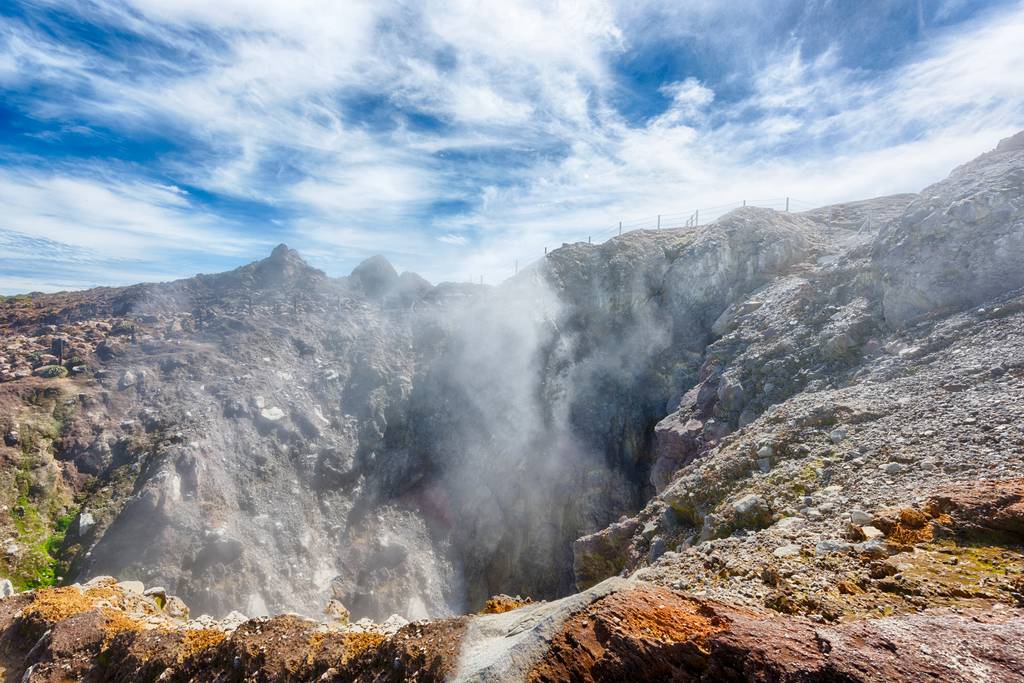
[657,214,661,230]
[544,246,547,255]
[742,199,746,207]
[786,197,790,212]
[618,221,622,236]
[588,235,591,243]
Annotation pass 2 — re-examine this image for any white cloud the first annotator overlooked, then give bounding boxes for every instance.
[0,0,1022,288]
[437,233,468,246]
[0,166,264,261]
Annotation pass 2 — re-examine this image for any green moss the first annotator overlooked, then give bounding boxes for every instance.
[937,542,1018,576]
[54,511,75,534]
[2,412,77,591]
[7,494,78,590]
[110,320,137,336]
[51,397,73,430]
[8,497,65,591]
[35,365,68,379]
[789,459,823,496]
[757,458,823,502]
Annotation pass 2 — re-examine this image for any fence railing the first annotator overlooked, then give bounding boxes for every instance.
[513,197,818,275]
[588,197,818,243]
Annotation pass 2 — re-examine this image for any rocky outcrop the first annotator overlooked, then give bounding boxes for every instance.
[565,133,1024,609]
[572,519,640,590]
[2,577,1022,682]
[875,130,1024,327]
[527,583,1024,683]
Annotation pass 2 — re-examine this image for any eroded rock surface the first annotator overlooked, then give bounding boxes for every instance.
[1,577,1021,682]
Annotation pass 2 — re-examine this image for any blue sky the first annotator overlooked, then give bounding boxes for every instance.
[1,0,1023,292]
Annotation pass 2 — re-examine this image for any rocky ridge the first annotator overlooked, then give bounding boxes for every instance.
[0,131,1022,680]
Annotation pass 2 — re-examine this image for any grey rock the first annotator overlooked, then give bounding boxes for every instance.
[882,462,904,475]
[854,539,901,559]
[259,406,285,422]
[849,509,873,526]
[717,376,746,413]
[649,537,667,563]
[876,131,1024,327]
[773,543,801,558]
[815,539,852,556]
[732,494,770,529]
[77,510,95,536]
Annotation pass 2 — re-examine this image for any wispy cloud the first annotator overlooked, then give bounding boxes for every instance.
[437,233,468,247]
[0,0,1022,291]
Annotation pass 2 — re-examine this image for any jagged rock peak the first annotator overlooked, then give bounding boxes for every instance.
[350,255,399,298]
[267,243,304,263]
[996,129,1024,153]
[251,243,324,288]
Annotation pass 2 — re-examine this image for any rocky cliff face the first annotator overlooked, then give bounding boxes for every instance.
[1,132,1023,682]
[876,131,1024,327]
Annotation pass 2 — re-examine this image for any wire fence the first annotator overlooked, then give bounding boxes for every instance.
[511,197,819,276]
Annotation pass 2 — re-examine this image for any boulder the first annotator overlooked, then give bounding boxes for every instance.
[324,599,350,625]
[77,510,95,536]
[259,407,285,422]
[717,375,745,413]
[731,494,771,530]
[651,417,704,492]
[572,518,640,590]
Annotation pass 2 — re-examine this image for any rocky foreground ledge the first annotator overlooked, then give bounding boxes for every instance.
[0,579,1020,683]
[2,480,1023,682]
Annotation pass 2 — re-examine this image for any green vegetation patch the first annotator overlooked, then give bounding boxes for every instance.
[0,398,77,591]
[110,320,137,336]
[34,365,69,379]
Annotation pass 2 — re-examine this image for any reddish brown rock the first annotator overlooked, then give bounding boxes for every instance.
[527,584,1024,683]
[2,581,1024,682]
[923,478,1024,538]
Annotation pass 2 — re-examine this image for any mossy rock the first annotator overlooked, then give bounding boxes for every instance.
[110,320,137,336]
[34,365,68,379]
